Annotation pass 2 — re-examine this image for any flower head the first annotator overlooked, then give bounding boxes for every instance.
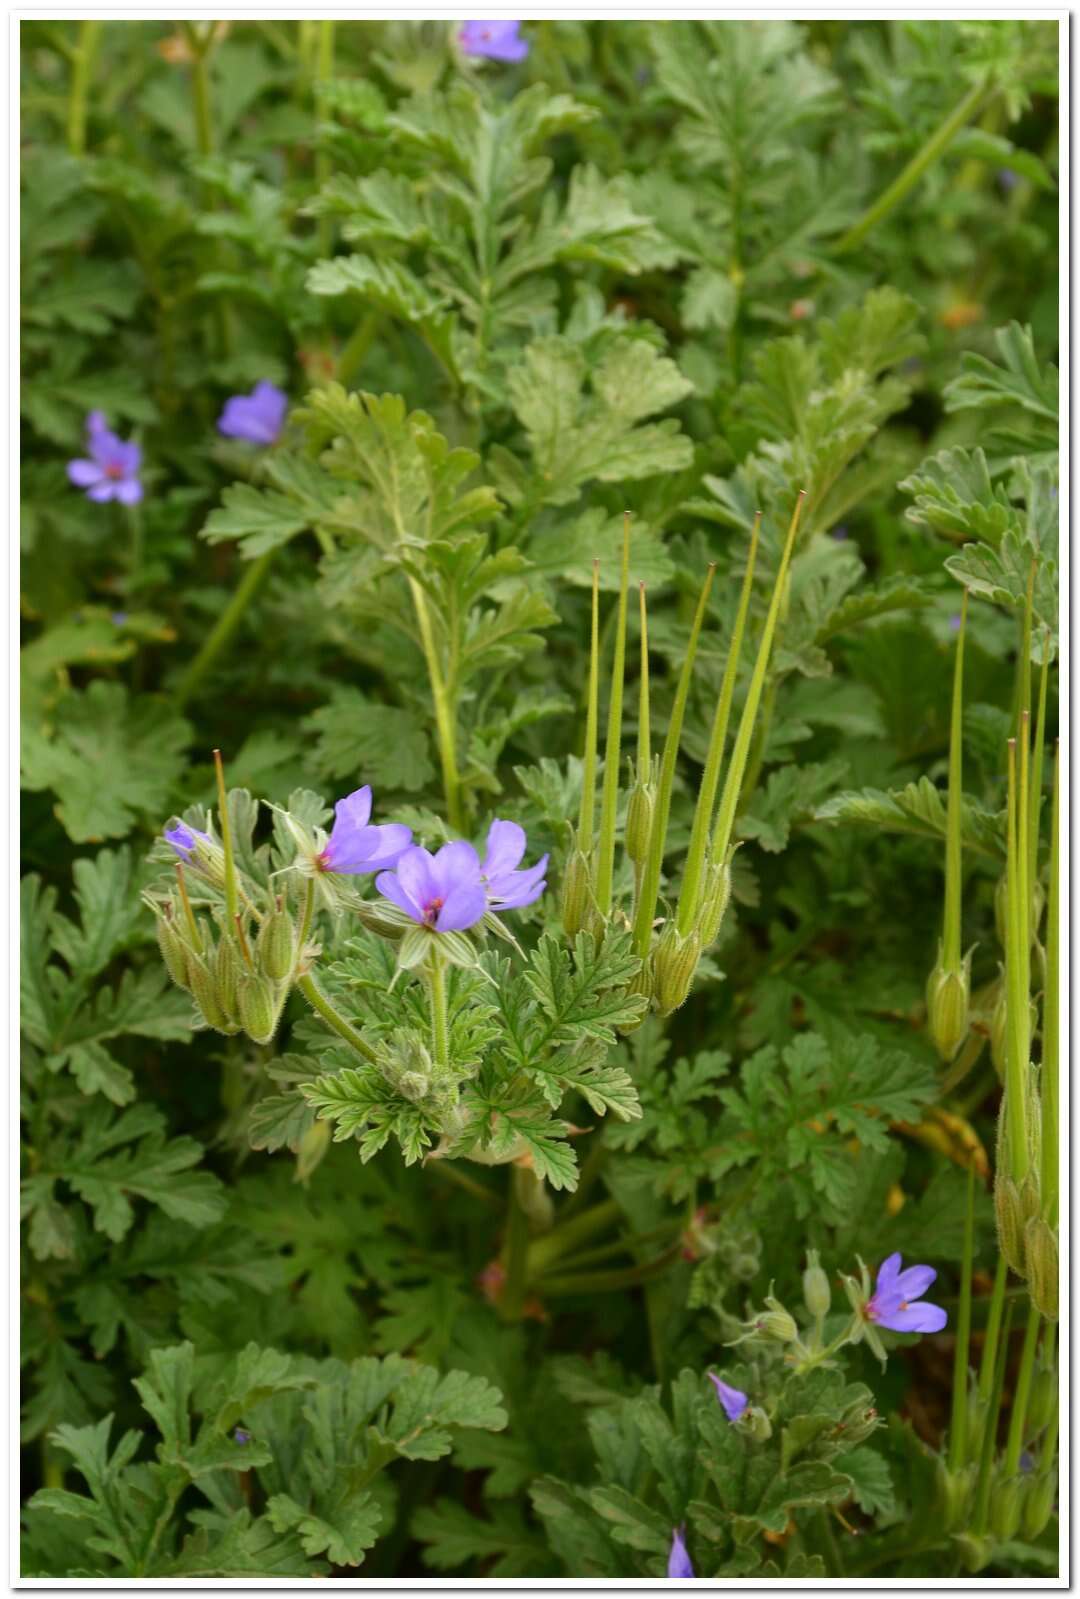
[317,786,412,875]
[707,1373,748,1424]
[217,381,288,446]
[667,1526,694,1579]
[865,1252,947,1334]
[458,19,529,60]
[67,412,143,504]
[480,819,548,910]
[164,821,209,859]
[377,841,487,933]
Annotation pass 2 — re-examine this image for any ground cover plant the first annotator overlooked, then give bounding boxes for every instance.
[20,16,1060,1582]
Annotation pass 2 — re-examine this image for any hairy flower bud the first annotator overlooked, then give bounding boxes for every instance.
[926,949,971,1062]
[295,1118,331,1185]
[1022,1471,1058,1541]
[989,980,1008,1078]
[624,770,655,866]
[937,1460,974,1531]
[561,846,593,938]
[802,1250,831,1320]
[1024,1217,1058,1320]
[742,1405,773,1442]
[697,859,732,948]
[238,973,281,1046]
[653,924,702,1016]
[993,1173,1039,1278]
[837,1402,880,1448]
[989,1475,1022,1542]
[188,953,233,1033]
[155,909,191,990]
[212,933,244,1023]
[1026,1365,1057,1434]
[257,901,296,981]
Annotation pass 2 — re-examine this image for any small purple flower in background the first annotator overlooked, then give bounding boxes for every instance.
[164,821,209,859]
[480,819,548,910]
[317,787,412,875]
[830,524,849,541]
[233,1427,252,1445]
[111,611,129,626]
[865,1253,947,1334]
[377,841,488,933]
[998,168,1020,192]
[217,381,288,446]
[708,1373,749,1423]
[458,20,529,60]
[947,613,963,633]
[667,1526,694,1579]
[67,412,143,504]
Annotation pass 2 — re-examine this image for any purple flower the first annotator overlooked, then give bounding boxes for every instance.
[866,1253,947,1334]
[998,168,1020,192]
[708,1373,749,1423]
[217,381,288,446]
[480,819,548,910]
[948,612,963,633]
[458,20,529,60]
[667,1526,694,1579]
[165,821,209,859]
[317,787,412,875]
[233,1427,252,1445]
[67,412,143,504]
[377,841,487,933]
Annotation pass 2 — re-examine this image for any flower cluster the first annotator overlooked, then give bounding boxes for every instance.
[68,382,288,507]
[377,819,548,933]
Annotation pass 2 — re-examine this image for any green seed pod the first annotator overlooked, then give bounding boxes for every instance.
[1026,1365,1057,1434]
[802,1249,831,1320]
[995,872,1046,949]
[993,1174,1027,1277]
[989,1474,1022,1542]
[1021,1470,1058,1541]
[989,980,1008,1078]
[653,924,702,1016]
[238,973,281,1046]
[624,772,654,866]
[697,859,732,948]
[837,1403,880,1448]
[561,847,593,938]
[257,901,296,982]
[188,952,231,1033]
[937,1460,974,1532]
[1025,1216,1058,1320]
[156,911,191,990]
[926,951,971,1062]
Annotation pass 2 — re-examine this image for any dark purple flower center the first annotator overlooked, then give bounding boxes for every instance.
[105,462,124,479]
[423,895,444,924]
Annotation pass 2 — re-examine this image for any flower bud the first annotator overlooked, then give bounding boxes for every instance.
[696,859,732,948]
[561,846,593,938]
[1026,1365,1057,1434]
[624,769,655,866]
[993,1174,1027,1277]
[155,909,191,990]
[802,1250,831,1320]
[1024,1216,1058,1320]
[1021,1470,1058,1541]
[741,1405,773,1442]
[757,1290,799,1343]
[937,1460,974,1531]
[653,923,702,1016]
[837,1403,880,1448]
[237,973,281,1046]
[989,1474,1022,1542]
[212,932,244,1023]
[295,1117,331,1185]
[925,949,971,1062]
[989,981,1008,1078]
[188,953,233,1033]
[257,900,296,982]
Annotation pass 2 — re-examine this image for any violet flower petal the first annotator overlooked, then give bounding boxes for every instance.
[708,1374,748,1423]
[667,1526,694,1579]
[435,881,487,932]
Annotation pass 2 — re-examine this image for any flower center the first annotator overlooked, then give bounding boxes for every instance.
[105,463,125,479]
[423,896,444,925]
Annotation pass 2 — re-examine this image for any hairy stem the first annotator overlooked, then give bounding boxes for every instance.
[175,548,276,710]
[66,20,103,156]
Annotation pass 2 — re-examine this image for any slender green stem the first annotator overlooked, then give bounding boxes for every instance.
[1004,1299,1042,1476]
[429,1159,500,1207]
[595,516,632,916]
[711,493,805,867]
[337,311,381,387]
[834,76,994,253]
[948,1163,976,1471]
[1013,559,1036,739]
[1003,741,1029,1181]
[213,748,238,924]
[407,576,462,831]
[578,561,601,849]
[943,593,967,969]
[676,514,761,936]
[631,566,715,959]
[180,24,215,158]
[427,952,449,1070]
[66,20,103,156]
[175,548,277,710]
[636,583,650,772]
[526,1197,621,1277]
[1028,638,1050,899]
[297,972,377,1061]
[1041,750,1058,1223]
[538,1245,681,1297]
[977,1255,1010,1407]
[791,1320,859,1376]
[558,1136,607,1219]
[972,1300,1013,1535]
[314,20,336,256]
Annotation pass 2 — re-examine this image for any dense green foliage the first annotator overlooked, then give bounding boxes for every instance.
[21,18,1059,1581]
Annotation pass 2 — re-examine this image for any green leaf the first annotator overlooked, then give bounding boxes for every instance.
[814,776,1004,858]
[304,687,434,791]
[200,483,312,558]
[835,1447,897,1517]
[266,1493,382,1568]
